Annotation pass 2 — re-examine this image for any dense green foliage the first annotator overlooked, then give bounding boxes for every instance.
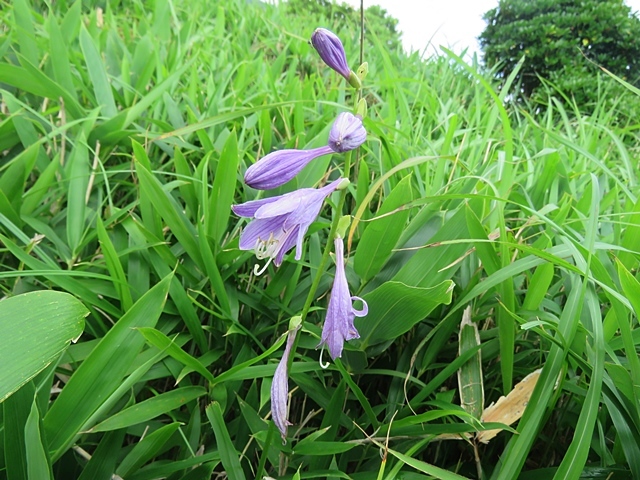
[286,0,403,51]
[2,0,640,478]
[480,0,640,108]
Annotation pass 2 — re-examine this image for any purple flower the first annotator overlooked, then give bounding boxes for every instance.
[243,113,366,190]
[232,178,345,271]
[311,28,351,80]
[271,324,300,443]
[328,112,366,153]
[244,146,333,190]
[318,237,368,360]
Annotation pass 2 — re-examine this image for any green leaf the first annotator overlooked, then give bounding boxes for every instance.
[65,131,89,257]
[205,402,247,480]
[354,174,413,282]
[357,280,454,349]
[0,291,87,402]
[207,131,239,245]
[91,386,207,432]
[76,429,126,480]
[24,398,52,480]
[136,327,215,383]
[4,382,35,480]
[386,446,470,479]
[293,441,356,456]
[134,149,204,269]
[116,423,181,478]
[43,273,172,460]
[96,216,134,311]
[79,26,117,117]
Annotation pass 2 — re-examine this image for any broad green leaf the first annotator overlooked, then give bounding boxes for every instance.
[0,291,87,402]
[44,274,172,460]
[356,280,454,349]
[354,174,413,282]
[91,386,206,432]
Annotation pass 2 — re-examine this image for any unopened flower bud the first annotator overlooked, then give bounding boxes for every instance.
[311,28,351,81]
[328,112,366,153]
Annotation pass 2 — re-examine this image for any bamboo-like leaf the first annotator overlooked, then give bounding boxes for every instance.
[79,26,117,117]
[136,327,215,383]
[44,274,172,460]
[354,174,413,282]
[206,402,247,480]
[0,291,87,402]
[457,306,483,420]
[91,386,206,432]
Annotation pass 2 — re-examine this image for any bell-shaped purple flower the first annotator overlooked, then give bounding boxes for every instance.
[328,112,366,153]
[318,237,368,360]
[311,28,351,80]
[244,146,333,190]
[271,324,300,443]
[243,113,366,190]
[232,178,345,271]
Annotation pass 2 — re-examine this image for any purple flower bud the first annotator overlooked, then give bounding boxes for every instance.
[232,179,343,270]
[271,325,300,443]
[244,146,333,190]
[318,237,368,360]
[328,112,366,153]
[311,28,351,80]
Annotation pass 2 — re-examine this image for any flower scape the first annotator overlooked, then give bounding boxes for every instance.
[233,27,368,442]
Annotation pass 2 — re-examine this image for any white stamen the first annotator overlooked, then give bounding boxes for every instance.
[319,345,330,369]
[253,256,274,276]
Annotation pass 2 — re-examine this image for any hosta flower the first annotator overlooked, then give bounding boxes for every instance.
[328,112,366,153]
[271,323,300,443]
[232,178,346,272]
[311,28,351,80]
[244,146,333,190]
[318,237,368,360]
[244,113,366,190]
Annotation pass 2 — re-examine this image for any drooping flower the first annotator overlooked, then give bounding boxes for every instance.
[311,28,351,80]
[328,112,366,153]
[318,236,368,360]
[243,113,366,190]
[232,178,347,272]
[271,322,301,443]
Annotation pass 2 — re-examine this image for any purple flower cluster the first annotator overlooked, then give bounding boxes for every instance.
[232,28,368,443]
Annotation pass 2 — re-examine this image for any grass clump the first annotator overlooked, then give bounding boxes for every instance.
[1,0,640,479]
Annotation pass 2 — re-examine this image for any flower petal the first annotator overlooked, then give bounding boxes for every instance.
[245,146,333,190]
[238,216,286,251]
[271,326,300,443]
[232,196,283,217]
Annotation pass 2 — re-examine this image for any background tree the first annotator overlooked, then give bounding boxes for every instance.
[479,0,640,109]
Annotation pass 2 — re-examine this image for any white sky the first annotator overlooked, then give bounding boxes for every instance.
[341,0,640,59]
